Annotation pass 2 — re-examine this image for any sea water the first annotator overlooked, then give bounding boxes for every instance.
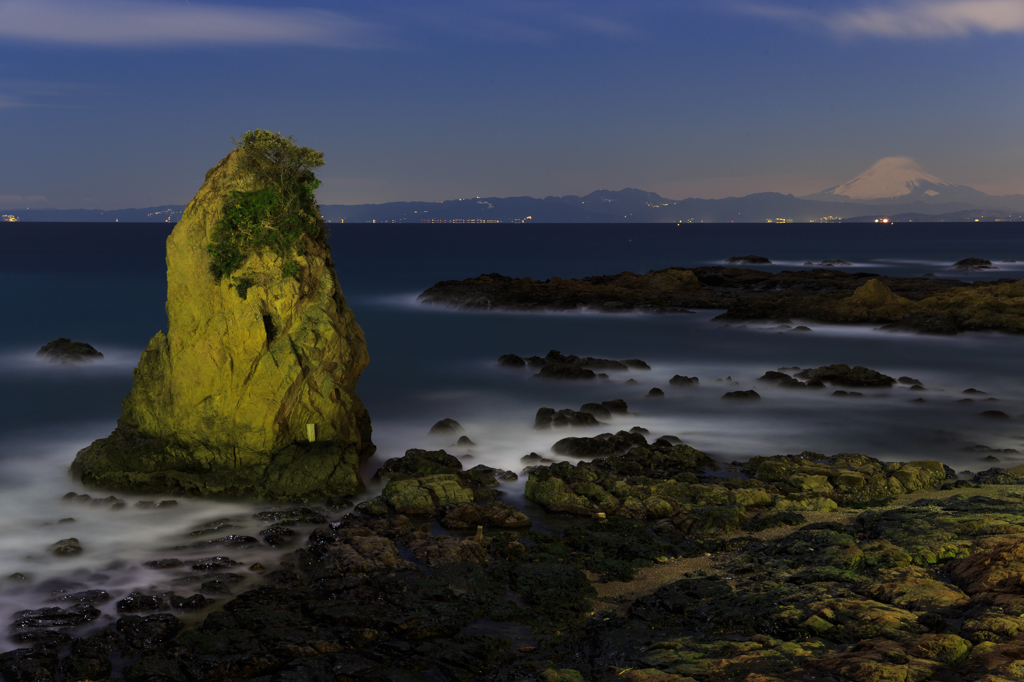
[1,222,1023,648]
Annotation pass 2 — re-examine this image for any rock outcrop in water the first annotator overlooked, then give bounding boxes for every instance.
[37,338,103,363]
[71,132,373,500]
[419,267,1024,333]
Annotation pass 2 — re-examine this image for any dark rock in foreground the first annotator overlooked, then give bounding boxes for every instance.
[37,338,103,363]
[15,445,1024,681]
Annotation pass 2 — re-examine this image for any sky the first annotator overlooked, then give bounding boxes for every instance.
[1,0,1023,209]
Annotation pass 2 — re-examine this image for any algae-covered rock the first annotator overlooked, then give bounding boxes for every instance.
[832,279,911,322]
[71,132,373,500]
[383,474,474,515]
[374,448,462,480]
[774,493,838,513]
[860,566,970,614]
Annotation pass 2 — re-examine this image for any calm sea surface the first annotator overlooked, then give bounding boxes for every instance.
[1,221,1023,647]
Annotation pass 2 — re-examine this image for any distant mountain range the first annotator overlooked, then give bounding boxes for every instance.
[5,158,1023,224]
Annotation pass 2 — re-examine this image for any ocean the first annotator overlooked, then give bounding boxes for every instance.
[1,221,1023,649]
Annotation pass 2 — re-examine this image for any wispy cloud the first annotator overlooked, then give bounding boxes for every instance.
[0,195,47,206]
[733,0,1024,38]
[397,0,641,43]
[0,79,89,108]
[0,0,386,48]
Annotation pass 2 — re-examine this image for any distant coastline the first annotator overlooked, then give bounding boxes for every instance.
[4,188,1024,224]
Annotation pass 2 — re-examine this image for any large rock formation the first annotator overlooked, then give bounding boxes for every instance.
[71,135,373,500]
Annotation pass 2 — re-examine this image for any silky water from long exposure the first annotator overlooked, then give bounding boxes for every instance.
[1,222,1023,649]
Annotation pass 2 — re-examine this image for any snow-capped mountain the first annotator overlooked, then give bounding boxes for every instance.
[804,157,1003,206]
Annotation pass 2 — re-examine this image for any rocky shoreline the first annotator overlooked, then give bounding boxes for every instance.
[8,433,1024,681]
[417,266,1024,334]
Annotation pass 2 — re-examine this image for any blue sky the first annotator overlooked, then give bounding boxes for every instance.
[2,0,1023,208]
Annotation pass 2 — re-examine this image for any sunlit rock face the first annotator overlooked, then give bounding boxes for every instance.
[71,148,373,500]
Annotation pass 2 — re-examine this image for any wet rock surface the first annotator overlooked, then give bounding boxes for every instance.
[14,448,1024,681]
[534,407,600,429]
[795,363,895,388]
[419,266,1024,333]
[499,350,650,380]
[428,418,464,434]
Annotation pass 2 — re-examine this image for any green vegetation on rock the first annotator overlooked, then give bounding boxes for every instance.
[207,130,325,294]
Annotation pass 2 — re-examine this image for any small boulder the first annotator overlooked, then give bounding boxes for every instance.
[722,390,760,400]
[980,410,1010,419]
[601,399,629,414]
[375,448,463,479]
[49,538,82,557]
[190,556,240,571]
[726,255,772,264]
[521,452,554,465]
[534,407,600,429]
[579,403,612,420]
[669,375,698,387]
[552,430,648,457]
[429,418,464,434]
[645,388,664,398]
[534,364,597,380]
[497,354,526,368]
[116,613,182,649]
[117,592,165,613]
[952,257,994,271]
[456,435,475,447]
[383,474,474,515]
[143,559,184,570]
[37,338,103,363]
[796,363,895,388]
